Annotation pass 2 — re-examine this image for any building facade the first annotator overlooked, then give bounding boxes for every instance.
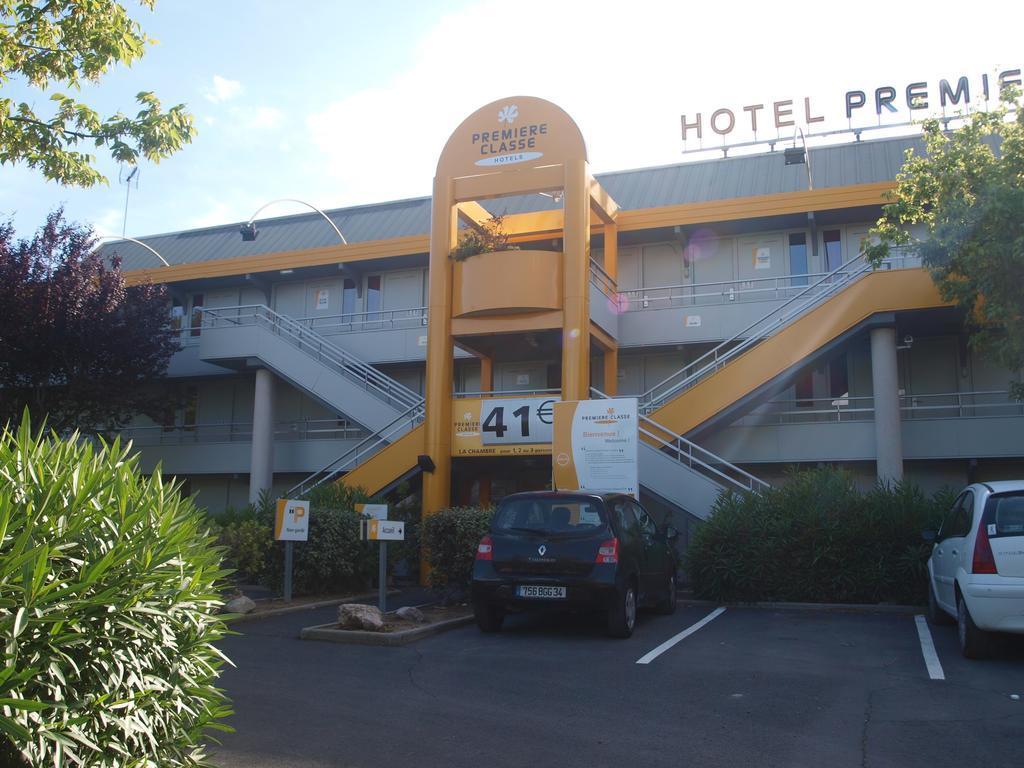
[110,97,1024,543]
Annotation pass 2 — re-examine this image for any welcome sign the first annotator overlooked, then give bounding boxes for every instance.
[552,399,639,499]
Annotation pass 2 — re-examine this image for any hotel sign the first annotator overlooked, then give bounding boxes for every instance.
[681,68,1022,141]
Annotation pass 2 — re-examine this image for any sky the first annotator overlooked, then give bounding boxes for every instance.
[1,0,1021,241]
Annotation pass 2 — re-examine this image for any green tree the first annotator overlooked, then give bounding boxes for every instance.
[0,0,195,186]
[867,88,1024,399]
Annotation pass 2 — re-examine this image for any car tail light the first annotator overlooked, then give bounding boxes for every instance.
[596,538,619,564]
[476,535,493,561]
[972,523,998,574]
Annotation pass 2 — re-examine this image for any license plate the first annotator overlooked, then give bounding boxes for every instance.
[516,585,566,599]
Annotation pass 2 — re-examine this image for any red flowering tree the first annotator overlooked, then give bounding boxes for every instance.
[0,210,179,432]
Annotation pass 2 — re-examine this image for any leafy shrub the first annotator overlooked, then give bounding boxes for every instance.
[0,418,231,767]
[262,483,377,595]
[685,467,950,605]
[221,517,274,583]
[449,215,518,261]
[420,506,495,589]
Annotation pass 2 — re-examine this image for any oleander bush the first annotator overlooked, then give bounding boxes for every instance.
[0,416,232,767]
[420,506,495,590]
[685,468,954,605]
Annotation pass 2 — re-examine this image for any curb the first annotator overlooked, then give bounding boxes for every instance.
[300,614,474,646]
[678,598,924,615]
[226,590,402,624]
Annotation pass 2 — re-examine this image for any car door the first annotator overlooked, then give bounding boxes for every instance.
[629,501,662,600]
[935,492,972,609]
[609,498,643,586]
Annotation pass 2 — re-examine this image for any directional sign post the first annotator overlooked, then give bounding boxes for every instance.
[275,499,311,602]
[359,506,405,611]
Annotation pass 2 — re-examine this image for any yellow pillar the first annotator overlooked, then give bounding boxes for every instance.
[561,158,591,401]
[422,176,457,525]
[603,345,618,397]
[480,355,493,393]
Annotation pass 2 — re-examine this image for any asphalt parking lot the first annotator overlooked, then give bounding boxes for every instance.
[210,599,1024,768]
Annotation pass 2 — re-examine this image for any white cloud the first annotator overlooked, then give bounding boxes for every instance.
[204,75,242,104]
[304,0,1016,209]
[249,106,284,131]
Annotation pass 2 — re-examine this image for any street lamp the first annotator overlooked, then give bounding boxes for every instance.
[240,198,347,244]
[95,234,170,267]
[783,127,813,191]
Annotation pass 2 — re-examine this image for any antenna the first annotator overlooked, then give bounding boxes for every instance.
[118,166,140,237]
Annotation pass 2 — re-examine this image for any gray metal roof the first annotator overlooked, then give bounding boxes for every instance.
[108,135,923,272]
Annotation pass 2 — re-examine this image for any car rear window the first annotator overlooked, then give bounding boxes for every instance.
[988,492,1024,537]
[493,497,607,535]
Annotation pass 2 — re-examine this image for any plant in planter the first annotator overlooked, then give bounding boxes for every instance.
[449,215,518,261]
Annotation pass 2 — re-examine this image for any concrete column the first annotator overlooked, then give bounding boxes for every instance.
[870,327,903,485]
[248,368,275,504]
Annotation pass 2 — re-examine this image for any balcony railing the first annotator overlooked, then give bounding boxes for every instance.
[290,306,428,334]
[729,390,1023,426]
[618,251,923,313]
[589,258,618,300]
[112,418,369,446]
[453,388,560,399]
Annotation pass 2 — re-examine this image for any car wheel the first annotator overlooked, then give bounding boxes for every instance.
[607,581,637,638]
[927,580,954,626]
[655,570,678,615]
[473,601,505,633]
[956,593,991,659]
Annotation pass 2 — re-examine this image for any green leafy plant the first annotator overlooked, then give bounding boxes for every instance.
[685,467,950,605]
[867,87,1024,399]
[420,506,494,589]
[0,414,232,766]
[449,215,518,261]
[261,483,376,595]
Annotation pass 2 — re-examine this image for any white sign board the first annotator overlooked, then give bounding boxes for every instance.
[368,520,405,541]
[275,499,310,541]
[356,503,389,521]
[479,396,558,446]
[552,398,639,499]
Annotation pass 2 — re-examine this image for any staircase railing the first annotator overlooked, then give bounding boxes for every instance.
[638,248,919,413]
[286,402,425,498]
[591,388,769,496]
[203,304,424,413]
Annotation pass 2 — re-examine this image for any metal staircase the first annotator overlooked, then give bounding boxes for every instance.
[639,249,920,415]
[591,389,769,519]
[286,403,425,498]
[201,305,424,433]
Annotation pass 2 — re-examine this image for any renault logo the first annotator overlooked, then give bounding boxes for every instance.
[538,545,547,556]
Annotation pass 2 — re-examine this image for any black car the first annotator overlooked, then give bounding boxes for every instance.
[471,491,679,638]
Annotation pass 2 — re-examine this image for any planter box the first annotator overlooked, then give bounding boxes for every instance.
[300,611,473,646]
[452,249,562,317]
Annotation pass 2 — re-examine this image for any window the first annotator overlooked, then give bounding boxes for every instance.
[342,278,357,321]
[493,496,607,535]
[170,298,185,332]
[986,493,1024,537]
[795,370,814,407]
[789,233,808,286]
[940,492,974,540]
[630,502,657,537]
[823,229,842,272]
[189,294,204,337]
[829,355,849,399]
[365,275,382,318]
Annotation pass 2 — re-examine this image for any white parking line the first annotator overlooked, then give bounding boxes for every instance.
[636,607,727,665]
[914,615,946,681]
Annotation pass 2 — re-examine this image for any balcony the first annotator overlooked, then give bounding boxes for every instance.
[452,249,562,318]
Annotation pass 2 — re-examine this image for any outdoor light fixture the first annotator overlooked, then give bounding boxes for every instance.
[784,147,806,165]
[240,198,347,244]
[94,234,170,267]
[784,128,813,190]
[417,454,436,473]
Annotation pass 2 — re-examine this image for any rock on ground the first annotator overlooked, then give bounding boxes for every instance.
[395,606,427,623]
[338,603,384,631]
[224,595,256,614]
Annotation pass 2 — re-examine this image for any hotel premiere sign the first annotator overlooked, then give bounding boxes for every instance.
[681,68,1022,141]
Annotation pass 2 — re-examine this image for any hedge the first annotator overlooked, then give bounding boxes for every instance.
[685,468,954,605]
[420,506,495,590]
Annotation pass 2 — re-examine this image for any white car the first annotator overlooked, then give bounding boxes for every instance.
[925,481,1024,657]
